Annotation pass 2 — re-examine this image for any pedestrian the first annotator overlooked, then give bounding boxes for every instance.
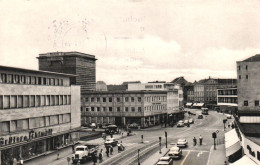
[228,123,230,129]
[13,158,17,165]
[72,142,75,153]
[193,137,197,146]
[99,149,103,163]
[106,146,109,157]
[224,161,228,165]
[110,145,113,155]
[92,152,97,165]
[199,135,203,145]
[231,123,235,129]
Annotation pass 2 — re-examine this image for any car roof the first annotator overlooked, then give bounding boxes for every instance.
[160,156,170,160]
[170,146,179,150]
[178,138,186,141]
[157,161,170,165]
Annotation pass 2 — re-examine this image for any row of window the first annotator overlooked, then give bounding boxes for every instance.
[244,100,259,106]
[83,106,143,112]
[0,113,71,133]
[218,97,238,103]
[218,90,237,95]
[85,96,167,103]
[0,73,64,86]
[0,95,71,109]
[238,75,249,79]
[238,65,248,70]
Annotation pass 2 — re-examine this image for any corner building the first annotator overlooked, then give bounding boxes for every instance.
[81,91,171,128]
[0,66,81,165]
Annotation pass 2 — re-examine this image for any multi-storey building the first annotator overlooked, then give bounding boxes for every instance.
[81,90,183,128]
[37,51,97,93]
[193,78,237,108]
[237,54,260,111]
[217,87,237,113]
[0,65,80,165]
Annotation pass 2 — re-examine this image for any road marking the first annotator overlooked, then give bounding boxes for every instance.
[182,149,209,153]
[207,145,214,165]
[197,151,203,157]
[181,151,190,165]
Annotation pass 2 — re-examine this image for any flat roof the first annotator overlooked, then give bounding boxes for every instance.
[82,90,168,95]
[0,65,77,77]
[38,51,97,60]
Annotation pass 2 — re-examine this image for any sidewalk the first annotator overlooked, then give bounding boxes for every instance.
[207,144,227,165]
[142,145,169,165]
[25,132,130,165]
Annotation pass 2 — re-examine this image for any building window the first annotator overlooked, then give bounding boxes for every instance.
[117,97,120,102]
[103,107,106,112]
[239,75,241,79]
[109,107,112,112]
[91,107,95,111]
[131,97,135,102]
[91,97,95,102]
[255,100,259,107]
[97,107,100,111]
[109,97,112,102]
[138,107,141,112]
[125,107,128,112]
[131,107,135,112]
[246,75,249,79]
[238,65,241,70]
[244,100,248,106]
[246,65,248,70]
[85,97,89,102]
[125,97,129,102]
[97,97,100,102]
[103,97,106,102]
[117,107,120,112]
[138,97,141,102]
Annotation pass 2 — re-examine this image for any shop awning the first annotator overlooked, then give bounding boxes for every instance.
[229,155,257,165]
[186,103,192,106]
[225,129,241,157]
[193,103,204,107]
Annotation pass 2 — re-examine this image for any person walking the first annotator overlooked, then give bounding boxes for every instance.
[99,149,103,163]
[193,137,197,146]
[110,145,113,155]
[106,146,109,157]
[199,135,203,145]
[92,152,97,165]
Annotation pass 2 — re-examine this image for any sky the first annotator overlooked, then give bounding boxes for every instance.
[1,0,260,84]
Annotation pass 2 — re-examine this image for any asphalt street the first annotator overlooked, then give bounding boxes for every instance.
[44,108,231,165]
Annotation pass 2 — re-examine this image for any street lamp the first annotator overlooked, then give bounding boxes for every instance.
[165,131,168,148]
[223,119,227,131]
[159,137,162,154]
[138,149,140,165]
[212,132,217,150]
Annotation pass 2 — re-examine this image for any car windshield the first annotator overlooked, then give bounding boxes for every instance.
[76,148,85,151]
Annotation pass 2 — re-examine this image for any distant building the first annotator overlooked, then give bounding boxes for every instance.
[237,54,260,111]
[81,90,184,128]
[37,51,97,93]
[193,77,237,109]
[96,81,107,91]
[0,65,80,164]
[216,87,237,113]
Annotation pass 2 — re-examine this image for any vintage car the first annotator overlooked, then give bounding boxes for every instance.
[177,120,184,127]
[156,156,173,165]
[104,138,118,147]
[168,146,182,159]
[177,138,188,148]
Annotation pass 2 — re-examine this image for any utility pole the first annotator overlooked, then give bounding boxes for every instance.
[165,131,168,148]
[138,149,140,165]
[159,137,162,154]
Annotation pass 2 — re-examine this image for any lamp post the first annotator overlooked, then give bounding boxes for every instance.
[165,131,168,148]
[223,119,227,131]
[138,149,140,165]
[141,135,143,143]
[212,132,217,150]
[159,137,162,154]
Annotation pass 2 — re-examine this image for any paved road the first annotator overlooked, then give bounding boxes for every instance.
[43,109,231,165]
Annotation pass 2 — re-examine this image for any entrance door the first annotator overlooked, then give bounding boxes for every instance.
[115,117,122,127]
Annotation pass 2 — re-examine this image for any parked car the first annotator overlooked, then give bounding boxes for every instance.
[177,138,188,148]
[104,138,118,147]
[168,146,182,159]
[89,123,97,128]
[177,120,184,127]
[156,156,173,165]
[105,125,119,134]
[226,114,232,119]
[128,123,139,129]
[184,120,189,125]
[198,115,203,119]
[189,118,194,124]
